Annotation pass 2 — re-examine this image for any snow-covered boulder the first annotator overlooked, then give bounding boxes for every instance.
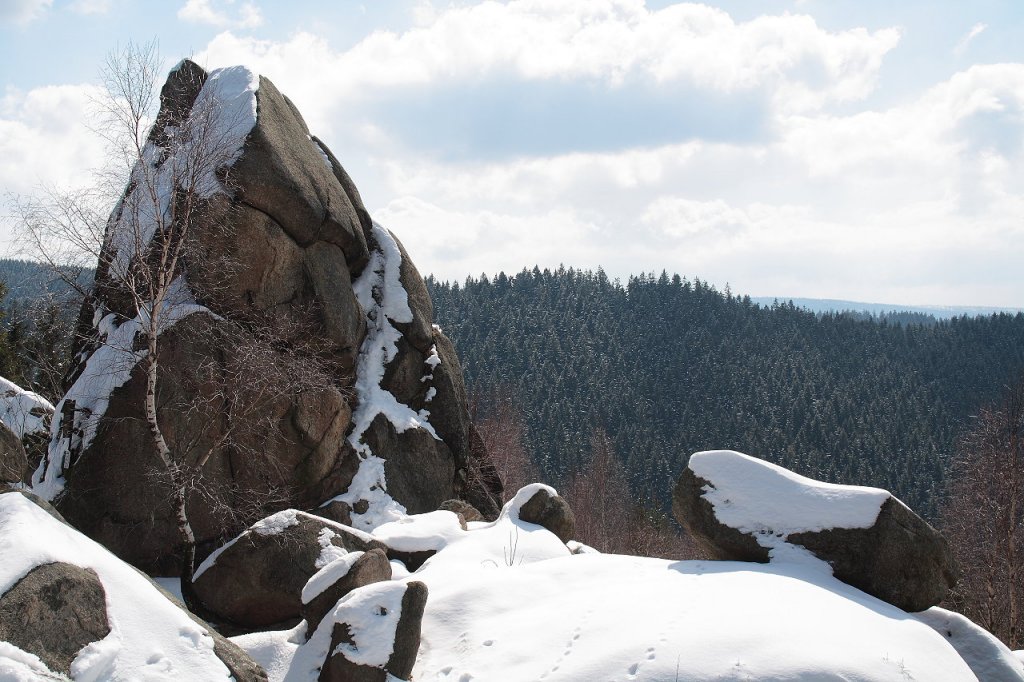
[916,606,1024,681]
[0,375,54,443]
[192,509,386,629]
[0,376,52,485]
[34,59,501,572]
[319,581,427,682]
[518,485,576,543]
[0,490,266,681]
[672,449,958,612]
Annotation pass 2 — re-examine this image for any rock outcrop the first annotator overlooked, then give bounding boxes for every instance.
[672,450,958,612]
[33,60,502,572]
[192,509,386,629]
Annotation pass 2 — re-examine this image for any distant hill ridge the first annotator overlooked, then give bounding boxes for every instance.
[752,296,1024,321]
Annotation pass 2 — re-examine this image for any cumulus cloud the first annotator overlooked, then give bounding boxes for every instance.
[0,0,52,25]
[5,1,1022,305]
[178,0,263,29]
[198,1,900,115]
[362,59,1024,305]
[0,84,107,193]
[0,84,108,252]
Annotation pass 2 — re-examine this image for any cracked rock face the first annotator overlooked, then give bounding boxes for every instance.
[37,61,502,573]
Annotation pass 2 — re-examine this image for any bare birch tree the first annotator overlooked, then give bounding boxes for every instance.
[14,43,338,604]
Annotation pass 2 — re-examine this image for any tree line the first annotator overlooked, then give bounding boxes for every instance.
[428,266,1024,521]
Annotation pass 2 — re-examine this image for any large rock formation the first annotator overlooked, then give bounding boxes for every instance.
[672,450,958,612]
[33,61,501,572]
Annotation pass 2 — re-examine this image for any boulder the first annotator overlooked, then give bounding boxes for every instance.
[301,548,392,635]
[192,509,387,628]
[0,562,110,675]
[319,581,428,682]
[37,59,501,571]
[519,487,576,543]
[672,450,958,612]
[0,423,27,485]
[439,498,484,526]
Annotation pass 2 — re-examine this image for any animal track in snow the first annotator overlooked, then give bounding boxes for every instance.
[537,608,593,680]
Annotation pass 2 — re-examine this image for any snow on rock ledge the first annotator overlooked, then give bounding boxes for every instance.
[672,449,959,612]
[0,376,53,441]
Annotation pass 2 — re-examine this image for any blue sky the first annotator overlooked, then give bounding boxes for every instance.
[3,0,1024,306]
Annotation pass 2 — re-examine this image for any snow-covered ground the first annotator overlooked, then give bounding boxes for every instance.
[231,484,1020,681]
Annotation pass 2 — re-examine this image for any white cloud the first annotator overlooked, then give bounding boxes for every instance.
[357,61,1024,305]
[0,84,107,195]
[69,0,112,15]
[197,1,899,115]
[178,0,262,29]
[0,84,109,254]
[954,22,987,57]
[0,0,52,25]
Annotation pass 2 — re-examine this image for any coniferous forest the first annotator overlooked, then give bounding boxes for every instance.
[427,267,1024,519]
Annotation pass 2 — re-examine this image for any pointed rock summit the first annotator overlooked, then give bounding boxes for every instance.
[34,61,502,572]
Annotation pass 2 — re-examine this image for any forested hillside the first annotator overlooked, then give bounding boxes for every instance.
[428,267,1024,519]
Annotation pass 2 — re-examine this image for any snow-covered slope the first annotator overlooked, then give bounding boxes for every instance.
[0,493,234,680]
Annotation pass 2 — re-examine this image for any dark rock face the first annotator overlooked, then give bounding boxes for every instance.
[519,488,576,543]
[302,548,392,635]
[672,466,768,563]
[42,59,501,572]
[319,581,428,682]
[787,498,959,612]
[672,465,959,612]
[0,562,110,675]
[0,423,27,485]
[192,510,387,628]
